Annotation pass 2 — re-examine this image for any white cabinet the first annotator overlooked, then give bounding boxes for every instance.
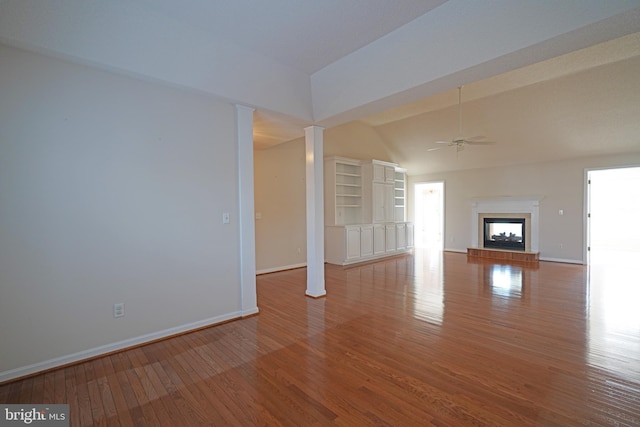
[373,224,386,255]
[373,163,395,184]
[396,223,407,250]
[325,224,375,264]
[363,160,396,224]
[326,222,413,265]
[372,182,394,223]
[385,224,396,252]
[360,225,374,257]
[345,226,361,260]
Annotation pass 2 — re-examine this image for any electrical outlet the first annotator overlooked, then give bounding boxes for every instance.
[113,303,125,318]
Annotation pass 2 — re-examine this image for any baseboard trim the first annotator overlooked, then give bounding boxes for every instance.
[444,248,467,253]
[256,262,306,275]
[241,307,260,317]
[0,311,243,384]
[539,257,584,264]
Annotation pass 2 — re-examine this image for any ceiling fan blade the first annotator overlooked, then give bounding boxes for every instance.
[465,135,487,141]
[430,87,498,150]
[465,140,496,146]
[427,146,444,152]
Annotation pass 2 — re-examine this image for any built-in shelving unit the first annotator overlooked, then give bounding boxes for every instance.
[324,156,413,265]
[394,168,406,222]
[325,157,362,226]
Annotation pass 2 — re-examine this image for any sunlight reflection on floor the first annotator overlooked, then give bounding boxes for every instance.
[489,264,523,298]
[411,248,444,324]
[588,248,640,374]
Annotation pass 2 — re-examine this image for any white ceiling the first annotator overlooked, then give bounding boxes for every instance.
[368,33,640,175]
[131,0,448,75]
[1,0,639,173]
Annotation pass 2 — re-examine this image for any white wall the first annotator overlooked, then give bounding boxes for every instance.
[254,140,307,273]
[0,44,242,378]
[0,1,313,122]
[408,153,640,263]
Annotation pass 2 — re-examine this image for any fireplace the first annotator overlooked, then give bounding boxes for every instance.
[471,196,541,253]
[483,218,525,251]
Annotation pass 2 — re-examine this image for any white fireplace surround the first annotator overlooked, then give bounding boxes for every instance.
[471,196,542,252]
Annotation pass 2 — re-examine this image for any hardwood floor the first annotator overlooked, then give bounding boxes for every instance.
[2,249,639,426]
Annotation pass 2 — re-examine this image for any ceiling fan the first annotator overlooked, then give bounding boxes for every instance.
[428,86,495,152]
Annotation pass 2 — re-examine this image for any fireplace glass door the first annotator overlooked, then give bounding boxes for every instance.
[483,218,525,251]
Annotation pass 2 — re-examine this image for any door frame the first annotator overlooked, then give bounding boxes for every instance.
[413,180,445,250]
[584,165,640,264]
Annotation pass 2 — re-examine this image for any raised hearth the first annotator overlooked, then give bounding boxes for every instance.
[468,247,539,264]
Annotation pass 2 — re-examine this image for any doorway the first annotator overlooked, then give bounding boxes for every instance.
[586,166,640,371]
[587,166,640,263]
[414,182,444,249]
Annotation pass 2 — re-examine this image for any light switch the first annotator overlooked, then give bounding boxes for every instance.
[558,209,564,216]
[222,212,230,224]
[255,212,262,220]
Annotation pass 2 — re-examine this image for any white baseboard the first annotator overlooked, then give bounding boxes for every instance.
[444,247,467,253]
[256,262,306,275]
[241,307,260,316]
[0,311,243,384]
[539,256,584,264]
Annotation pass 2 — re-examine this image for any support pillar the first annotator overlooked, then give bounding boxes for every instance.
[236,104,259,316]
[305,126,326,298]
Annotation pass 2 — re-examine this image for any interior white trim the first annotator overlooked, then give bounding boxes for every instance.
[0,311,243,384]
[256,262,307,275]
[539,256,584,264]
[444,248,467,254]
[237,104,259,315]
[471,196,543,252]
[305,126,327,298]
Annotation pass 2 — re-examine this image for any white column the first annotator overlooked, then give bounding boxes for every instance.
[305,126,326,298]
[236,104,259,316]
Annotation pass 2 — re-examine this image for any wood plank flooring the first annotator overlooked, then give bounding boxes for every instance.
[1,249,639,426]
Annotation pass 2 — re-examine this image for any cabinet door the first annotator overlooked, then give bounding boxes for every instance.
[373,183,395,223]
[373,224,385,255]
[372,164,385,182]
[385,224,396,252]
[384,166,396,183]
[372,182,386,222]
[360,225,373,257]
[396,223,407,250]
[384,183,394,222]
[346,227,361,260]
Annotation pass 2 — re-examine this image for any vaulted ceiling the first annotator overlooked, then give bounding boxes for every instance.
[1,0,639,174]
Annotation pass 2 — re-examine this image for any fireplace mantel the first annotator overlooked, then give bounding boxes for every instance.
[471,196,543,252]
